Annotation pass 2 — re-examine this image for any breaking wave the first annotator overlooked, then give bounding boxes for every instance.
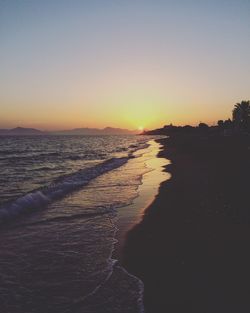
[0,157,131,222]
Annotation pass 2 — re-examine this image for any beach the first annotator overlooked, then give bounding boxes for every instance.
[0,135,167,313]
[122,134,250,313]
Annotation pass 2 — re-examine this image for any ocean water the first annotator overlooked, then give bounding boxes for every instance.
[0,135,163,313]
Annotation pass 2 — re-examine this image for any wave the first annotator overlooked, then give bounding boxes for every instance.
[27,166,62,172]
[17,210,114,229]
[130,142,149,152]
[0,152,60,162]
[0,157,130,223]
[68,154,107,161]
[62,215,145,313]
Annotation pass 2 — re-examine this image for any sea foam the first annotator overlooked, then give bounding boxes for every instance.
[0,157,130,222]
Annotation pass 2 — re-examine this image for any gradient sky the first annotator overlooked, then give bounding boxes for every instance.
[0,0,249,130]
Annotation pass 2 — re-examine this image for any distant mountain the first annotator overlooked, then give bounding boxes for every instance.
[0,127,44,135]
[53,127,138,135]
[0,126,138,136]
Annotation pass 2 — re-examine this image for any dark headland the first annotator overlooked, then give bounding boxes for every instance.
[122,101,250,313]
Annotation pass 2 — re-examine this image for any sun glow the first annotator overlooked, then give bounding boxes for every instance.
[138,126,144,132]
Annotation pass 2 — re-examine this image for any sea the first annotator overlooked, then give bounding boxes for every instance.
[0,135,167,313]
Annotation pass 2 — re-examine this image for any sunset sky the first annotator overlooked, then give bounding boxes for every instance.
[0,0,249,130]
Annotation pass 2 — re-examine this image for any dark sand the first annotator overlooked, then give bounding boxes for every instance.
[122,134,250,313]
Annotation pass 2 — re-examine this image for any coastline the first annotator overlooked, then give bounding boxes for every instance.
[114,139,170,260]
[122,134,250,313]
[0,135,170,313]
[72,138,170,313]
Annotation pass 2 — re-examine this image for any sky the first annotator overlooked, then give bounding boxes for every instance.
[0,0,250,130]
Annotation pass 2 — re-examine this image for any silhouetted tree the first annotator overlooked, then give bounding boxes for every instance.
[198,122,209,129]
[224,119,232,128]
[217,120,224,128]
[232,100,250,131]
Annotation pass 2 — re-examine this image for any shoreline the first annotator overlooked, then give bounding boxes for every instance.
[122,134,250,313]
[114,139,170,260]
[75,138,170,313]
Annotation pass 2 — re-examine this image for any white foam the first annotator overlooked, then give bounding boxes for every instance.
[117,265,145,313]
[0,157,130,222]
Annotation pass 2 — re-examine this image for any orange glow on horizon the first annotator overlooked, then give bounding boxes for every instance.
[1,1,249,131]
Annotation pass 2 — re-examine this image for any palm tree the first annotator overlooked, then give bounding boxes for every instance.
[232,100,250,131]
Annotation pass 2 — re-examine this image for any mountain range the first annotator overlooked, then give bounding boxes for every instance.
[0,127,139,136]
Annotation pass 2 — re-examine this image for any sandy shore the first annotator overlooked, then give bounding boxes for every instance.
[114,139,170,260]
[122,134,250,313]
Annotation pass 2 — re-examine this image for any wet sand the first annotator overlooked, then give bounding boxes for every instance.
[114,140,170,259]
[122,134,250,313]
